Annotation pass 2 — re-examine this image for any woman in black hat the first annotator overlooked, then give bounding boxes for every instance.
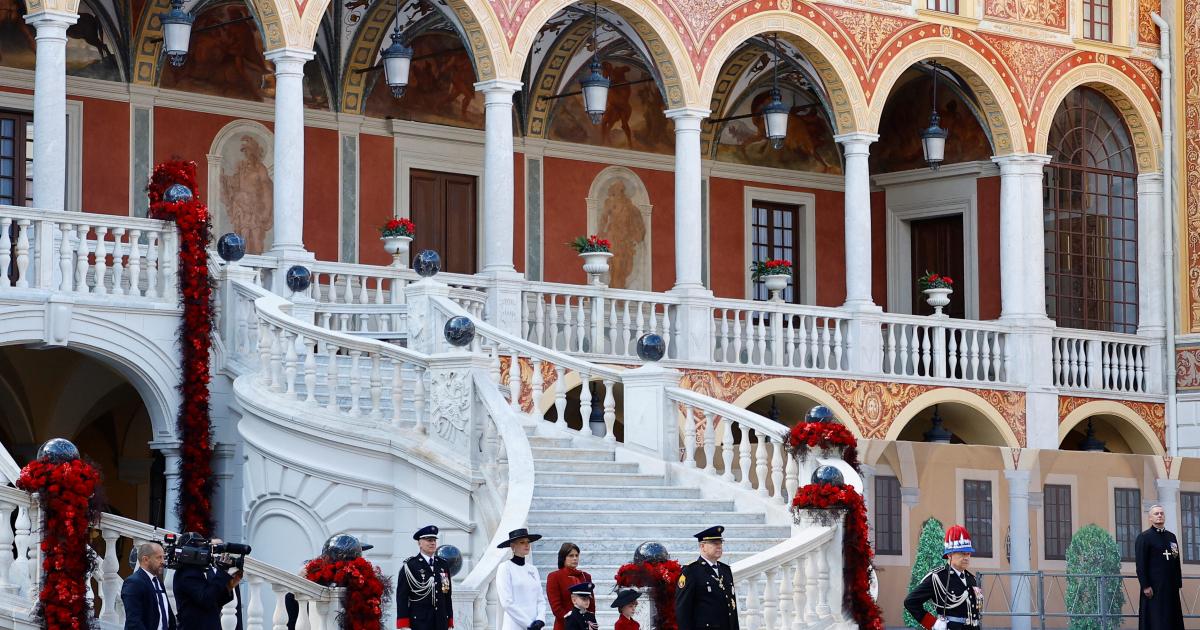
[495,528,549,630]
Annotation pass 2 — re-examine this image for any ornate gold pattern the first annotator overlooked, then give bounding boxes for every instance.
[1176,347,1200,390]
[821,5,911,68]
[1139,0,1161,46]
[1058,395,1166,450]
[984,0,1066,30]
[526,20,599,138]
[1187,2,1200,330]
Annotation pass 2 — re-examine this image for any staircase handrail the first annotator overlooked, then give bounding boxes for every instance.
[664,387,788,443]
[0,448,18,484]
[728,526,834,578]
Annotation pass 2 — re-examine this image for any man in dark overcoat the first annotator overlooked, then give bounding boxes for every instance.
[1136,505,1185,630]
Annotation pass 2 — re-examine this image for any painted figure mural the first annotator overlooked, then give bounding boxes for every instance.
[0,0,118,80]
[367,32,484,129]
[588,167,651,291]
[713,87,842,173]
[216,131,274,254]
[549,61,673,154]
[160,3,271,101]
[871,72,993,173]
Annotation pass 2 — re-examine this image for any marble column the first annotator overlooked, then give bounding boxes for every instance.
[1020,155,1051,318]
[1004,469,1032,630]
[993,154,1051,320]
[26,10,77,211]
[834,133,879,311]
[1155,478,1182,538]
[665,108,709,293]
[264,49,315,257]
[1137,172,1166,336]
[476,79,522,275]
[151,443,182,533]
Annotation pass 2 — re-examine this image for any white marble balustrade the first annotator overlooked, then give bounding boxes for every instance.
[882,317,1010,383]
[521,286,676,359]
[732,528,842,630]
[1052,331,1152,394]
[710,300,849,371]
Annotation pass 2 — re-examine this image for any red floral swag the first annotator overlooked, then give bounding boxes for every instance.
[148,160,215,535]
[786,421,861,470]
[304,557,390,630]
[16,458,101,630]
[614,560,682,630]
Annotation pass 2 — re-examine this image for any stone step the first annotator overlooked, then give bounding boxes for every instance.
[528,510,765,525]
[531,524,792,539]
[530,446,616,461]
[534,459,640,473]
[532,538,787,556]
[527,549,762,569]
[527,436,577,449]
[533,484,702,499]
[534,472,670,486]
[532,497,732,512]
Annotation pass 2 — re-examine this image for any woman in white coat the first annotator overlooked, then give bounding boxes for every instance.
[496,528,549,630]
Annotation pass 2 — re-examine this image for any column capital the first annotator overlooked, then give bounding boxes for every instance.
[474,79,523,96]
[1138,171,1165,189]
[265,47,315,63]
[834,131,879,150]
[148,440,182,456]
[991,153,1051,171]
[664,107,711,122]
[24,9,77,28]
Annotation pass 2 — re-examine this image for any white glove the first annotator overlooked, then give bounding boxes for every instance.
[932,616,949,630]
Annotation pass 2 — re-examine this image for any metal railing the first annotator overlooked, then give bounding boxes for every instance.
[977,570,1200,629]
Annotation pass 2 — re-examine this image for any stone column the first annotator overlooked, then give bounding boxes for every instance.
[1020,155,1051,318]
[1155,478,1182,538]
[834,133,880,311]
[25,10,77,211]
[264,49,315,257]
[475,79,522,275]
[665,108,709,293]
[1137,172,1166,336]
[151,442,182,533]
[1004,469,1032,630]
[993,154,1051,321]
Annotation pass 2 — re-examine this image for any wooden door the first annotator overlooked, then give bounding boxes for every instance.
[410,169,477,275]
[910,214,965,318]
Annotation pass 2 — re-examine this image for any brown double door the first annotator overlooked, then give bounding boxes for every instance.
[910,214,965,318]
[410,169,477,275]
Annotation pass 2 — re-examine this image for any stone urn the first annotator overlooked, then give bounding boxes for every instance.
[923,287,953,317]
[579,251,613,285]
[762,273,790,302]
[382,235,412,268]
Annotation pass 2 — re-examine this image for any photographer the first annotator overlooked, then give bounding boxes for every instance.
[171,533,245,630]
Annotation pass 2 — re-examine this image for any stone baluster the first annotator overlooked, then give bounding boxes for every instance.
[473,589,489,629]
[413,366,426,433]
[269,327,285,392]
[702,413,716,474]
[325,343,341,412]
[486,581,500,629]
[13,219,30,288]
[348,350,363,417]
[602,379,616,441]
[738,428,753,489]
[553,366,566,424]
[530,358,543,415]
[99,527,121,623]
[756,435,770,497]
[815,545,831,619]
[312,599,329,630]
[272,587,288,630]
[771,439,786,502]
[391,359,405,427]
[303,338,317,405]
[284,331,299,398]
[803,553,818,623]
[791,556,806,630]
[721,422,735,482]
[13,504,31,592]
[762,566,779,630]
[246,576,264,630]
[784,450,798,501]
[369,353,383,419]
[683,406,696,467]
[743,573,760,630]
[578,373,592,435]
[0,217,11,289]
[220,594,238,630]
[0,500,12,590]
[294,597,312,630]
[507,351,521,412]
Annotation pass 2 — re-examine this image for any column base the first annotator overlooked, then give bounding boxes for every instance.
[668,284,712,298]
[841,299,881,313]
[266,245,315,260]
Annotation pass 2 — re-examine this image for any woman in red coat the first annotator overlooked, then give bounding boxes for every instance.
[546,542,594,630]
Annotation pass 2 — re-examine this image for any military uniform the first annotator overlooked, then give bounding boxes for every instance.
[675,526,739,630]
[903,525,981,630]
[396,526,454,630]
[562,582,598,630]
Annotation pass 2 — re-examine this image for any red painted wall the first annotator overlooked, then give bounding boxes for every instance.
[303,127,339,262]
[78,96,129,215]
[977,176,1002,319]
[540,157,676,291]
[358,133,394,266]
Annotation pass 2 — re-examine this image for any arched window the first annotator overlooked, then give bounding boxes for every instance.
[1044,87,1138,333]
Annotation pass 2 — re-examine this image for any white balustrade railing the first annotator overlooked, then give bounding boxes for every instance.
[882,316,1010,383]
[520,285,677,359]
[0,205,177,301]
[731,527,841,629]
[1052,331,1156,394]
[666,387,795,505]
[710,300,849,371]
[314,303,407,339]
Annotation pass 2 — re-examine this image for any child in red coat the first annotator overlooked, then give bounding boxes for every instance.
[611,589,640,630]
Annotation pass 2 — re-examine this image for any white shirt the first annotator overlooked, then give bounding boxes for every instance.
[495,558,548,630]
[140,567,170,630]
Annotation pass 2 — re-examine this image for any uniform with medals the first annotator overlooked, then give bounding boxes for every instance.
[396,526,454,630]
[674,526,739,630]
[561,582,598,630]
[903,525,981,629]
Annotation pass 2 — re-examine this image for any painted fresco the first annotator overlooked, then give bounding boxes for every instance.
[713,87,841,174]
[364,32,483,129]
[587,166,651,291]
[870,73,993,174]
[0,0,119,80]
[211,123,274,254]
[547,61,673,154]
[984,0,1067,30]
[0,0,34,71]
[160,3,270,100]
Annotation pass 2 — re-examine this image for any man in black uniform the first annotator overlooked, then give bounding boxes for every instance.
[1135,504,1185,630]
[904,525,982,629]
[675,525,739,630]
[562,582,598,630]
[396,525,454,630]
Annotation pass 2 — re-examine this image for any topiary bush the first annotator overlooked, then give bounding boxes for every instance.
[1065,524,1124,630]
[905,517,946,629]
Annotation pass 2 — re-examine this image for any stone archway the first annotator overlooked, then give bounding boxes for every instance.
[700,12,867,135]
[887,388,1020,448]
[1058,400,1164,456]
[1035,64,1162,173]
[867,37,1026,156]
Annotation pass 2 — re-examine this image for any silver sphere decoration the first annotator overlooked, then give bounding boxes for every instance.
[633,541,670,564]
[285,265,312,293]
[413,250,441,277]
[216,233,246,262]
[436,545,463,577]
[635,333,666,362]
[444,316,476,347]
[321,534,368,561]
[37,438,80,464]
[805,405,836,423]
[811,464,845,487]
[163,183,193,203]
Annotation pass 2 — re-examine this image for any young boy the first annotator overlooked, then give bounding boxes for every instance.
[611,589,640,630]
[563,582,598,630]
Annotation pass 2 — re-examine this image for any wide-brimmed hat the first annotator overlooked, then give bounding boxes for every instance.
[497,528,543,548]
[943,525,975,557]
[611,589,641,609]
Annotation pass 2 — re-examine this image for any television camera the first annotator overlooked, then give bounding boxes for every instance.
[163,532,252,572]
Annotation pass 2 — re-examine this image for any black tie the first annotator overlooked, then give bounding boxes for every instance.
[152,576,168,629]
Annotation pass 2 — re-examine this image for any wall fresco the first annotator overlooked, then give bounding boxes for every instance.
[1139,0,1161,46]
[214,128,275,255]
[0,0,119,80]
[1178,347,1200,390]
[1187,1,1200,330]
[984,0,1067,30]
[871,71,993,173]
[364,32,484,129]
[547,61,673,153]
[713,84,842,173]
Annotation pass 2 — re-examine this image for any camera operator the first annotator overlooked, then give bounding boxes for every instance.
[172,533,244,630]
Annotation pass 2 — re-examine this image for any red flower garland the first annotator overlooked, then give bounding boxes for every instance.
[304,557,390,630]
[791,483,883,630]
[16,458,101,630]
[614,560,681,630]
[786,422,862,470]
[148,160,215,535]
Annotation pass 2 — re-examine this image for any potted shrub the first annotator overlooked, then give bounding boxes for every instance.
[380,217,416,268]
[751,259,793,302]
[569,235,613,285]
[917,270,954,317]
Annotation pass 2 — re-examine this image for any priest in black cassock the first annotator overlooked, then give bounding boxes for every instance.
[1135,504,1185,630]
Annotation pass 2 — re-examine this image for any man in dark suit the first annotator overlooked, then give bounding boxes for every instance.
[1136,505,1185,630]
[396,525,453,630]
[675,526,738,630]
[121,542,176,630]
[904,525,982,629]
[172,533,243,630]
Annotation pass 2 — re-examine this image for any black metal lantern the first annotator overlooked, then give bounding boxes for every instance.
[1080,419,1107,453]
[763,36,788,149]
[160,0,195,67]
[579,2,609,124]
[381,27,414,98]
[923,405,952,444]
[919,61,949,171]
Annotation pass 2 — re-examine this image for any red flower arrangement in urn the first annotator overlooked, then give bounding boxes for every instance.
[380,217,416,268]
[570,235,613,285]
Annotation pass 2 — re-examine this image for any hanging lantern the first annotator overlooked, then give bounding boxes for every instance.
[160,0,195,68]
[763,88,789,150]
[919,62,949,171]
[381,29,414,98]
[580,59,610,124]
